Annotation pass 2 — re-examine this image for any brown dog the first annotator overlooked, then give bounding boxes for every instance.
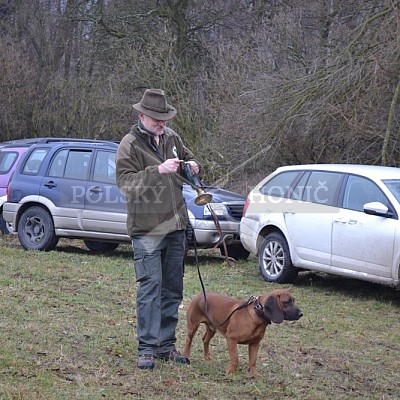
[183,289,302,376]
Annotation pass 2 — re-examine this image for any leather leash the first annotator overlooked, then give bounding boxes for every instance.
[129,130,241,324]
[205,203,235,267]
[191,231,260,327]
[195,258,258,326]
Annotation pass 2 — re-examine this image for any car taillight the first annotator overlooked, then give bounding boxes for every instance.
[6,170,14,201]
[6,182,11,201]
[242,197,250,216]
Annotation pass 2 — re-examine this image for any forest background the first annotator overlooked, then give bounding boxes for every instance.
[1,0,399,194]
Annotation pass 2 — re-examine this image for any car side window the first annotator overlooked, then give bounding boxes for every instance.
[64,150,92,180]
[93,150,116,183]
[343,175,389,212]
[0,151,18,174]
[259,171,300,198]
[22,148,49,175]
[289,171,310,200]
[48,149,68,177]
[302,171,342,206]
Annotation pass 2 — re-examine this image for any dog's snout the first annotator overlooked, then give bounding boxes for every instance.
[294,306,303,319]
[284,307,303,321]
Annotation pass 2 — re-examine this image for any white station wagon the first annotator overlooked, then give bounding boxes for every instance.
[240,164,400,288]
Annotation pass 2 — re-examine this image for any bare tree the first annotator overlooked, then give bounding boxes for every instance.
[1,0,399,193]
[202,0,400,191]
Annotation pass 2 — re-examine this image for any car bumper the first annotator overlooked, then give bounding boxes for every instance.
[0,196,13,234]
[190,218,241,247]
[239,216,259,255]
[2,201,20,233]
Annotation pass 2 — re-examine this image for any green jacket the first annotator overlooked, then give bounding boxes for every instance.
[116,125,199,237]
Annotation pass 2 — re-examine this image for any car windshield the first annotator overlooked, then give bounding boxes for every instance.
[383,179,400,203]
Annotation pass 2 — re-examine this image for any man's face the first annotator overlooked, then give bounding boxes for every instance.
[140,113,166,136]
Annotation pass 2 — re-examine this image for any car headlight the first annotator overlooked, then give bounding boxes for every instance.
[203,202,228,217]
[187,209,195,220]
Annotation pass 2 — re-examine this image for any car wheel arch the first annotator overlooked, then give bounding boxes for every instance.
[256,224,301,264]
[17,204,59,251]
[258,231,299,283]
[15,202,52,232]
[257,225,286,254]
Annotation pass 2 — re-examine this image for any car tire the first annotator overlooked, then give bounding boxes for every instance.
[220,244,250,260]
[17,206,59,251]
[84,240,119,253]
[258,232,298,283]
[0,215,10,234]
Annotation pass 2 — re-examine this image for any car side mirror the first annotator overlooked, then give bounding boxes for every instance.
[364,202,393,218]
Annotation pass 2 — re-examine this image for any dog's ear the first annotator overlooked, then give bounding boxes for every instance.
[264,295,284,324]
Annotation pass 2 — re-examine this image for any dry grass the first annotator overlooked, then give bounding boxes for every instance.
[0,234,399,399]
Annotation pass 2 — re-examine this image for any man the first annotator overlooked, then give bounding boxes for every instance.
[116,88,200,370]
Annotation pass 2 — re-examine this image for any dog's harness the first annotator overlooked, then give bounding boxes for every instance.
[200,294,271,327]
[253,297,271,325]
[192,219,268,326]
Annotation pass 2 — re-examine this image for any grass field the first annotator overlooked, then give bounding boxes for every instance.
[0,234,399,400]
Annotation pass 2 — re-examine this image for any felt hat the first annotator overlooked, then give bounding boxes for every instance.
[133,89,176,121]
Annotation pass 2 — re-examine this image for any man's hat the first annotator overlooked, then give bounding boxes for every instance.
[133,89,176,121]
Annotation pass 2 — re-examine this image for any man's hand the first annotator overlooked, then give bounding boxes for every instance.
[158,158,181,174]
[185,160,199,175]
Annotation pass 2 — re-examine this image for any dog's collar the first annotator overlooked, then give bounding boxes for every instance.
[253,297,271,324]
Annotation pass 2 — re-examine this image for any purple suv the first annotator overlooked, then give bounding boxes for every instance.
[0,139,44,233]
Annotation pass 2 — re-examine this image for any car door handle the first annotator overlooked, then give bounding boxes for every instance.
[333,217,348,224]
[89,186,103,193]
[334,218,358,225]
[44,181,57,188]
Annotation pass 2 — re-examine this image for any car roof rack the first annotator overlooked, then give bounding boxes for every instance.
[35,138,119,146]
[0,138,45,147]
[36,137,117,143]
[1,137,119,149]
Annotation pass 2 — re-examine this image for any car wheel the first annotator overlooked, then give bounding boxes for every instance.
[258,232,298,283]
[0,215,10,234]
[17,206,59,251]
[220,244,250,260]
[84,240,119,252]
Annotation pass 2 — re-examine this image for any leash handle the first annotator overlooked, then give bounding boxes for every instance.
[183,162,199,187]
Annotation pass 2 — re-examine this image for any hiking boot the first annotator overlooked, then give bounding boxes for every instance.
[156,349,190,365]
[137,354,155,369]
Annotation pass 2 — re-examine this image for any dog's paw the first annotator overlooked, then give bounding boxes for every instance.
[248,367,260,378]
[225,367,237,375]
